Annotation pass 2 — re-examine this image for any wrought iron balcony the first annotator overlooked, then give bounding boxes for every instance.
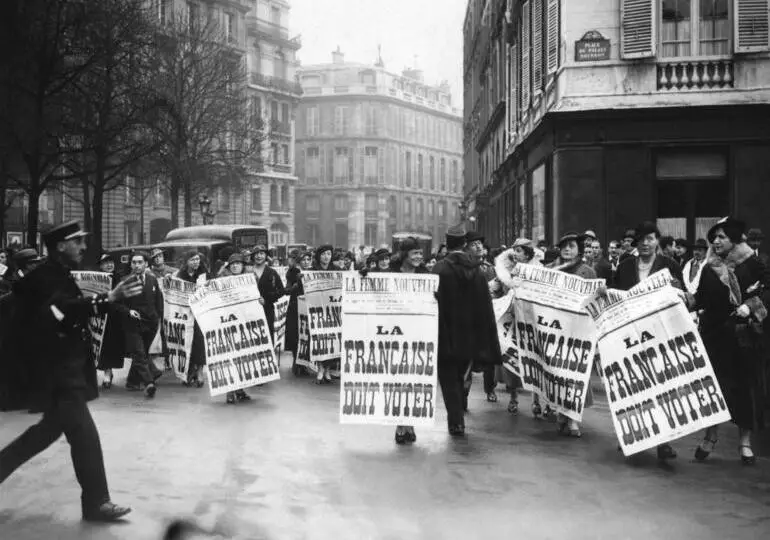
[246,16,302,49]
[657,59,734,91]
[250,72,303,95]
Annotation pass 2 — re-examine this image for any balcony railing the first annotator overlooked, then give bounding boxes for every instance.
[271,162,292,174]
[251,72,303,95]
[246,16,302,49]
[657,59,734,91]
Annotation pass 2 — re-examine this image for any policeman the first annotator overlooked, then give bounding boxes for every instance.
[0,221,142,522]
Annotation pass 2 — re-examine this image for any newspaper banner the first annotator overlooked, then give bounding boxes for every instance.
[493,291,518,373]
[189,274,280,396]
[340,273,439,426]
[161,277,197,382]
[585,269,731,456]
[506,264,605,421]
[302,271,344,363]
[72,271,112,367]
[273,295,289,356]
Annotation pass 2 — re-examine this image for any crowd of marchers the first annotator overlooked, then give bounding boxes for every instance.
[0,216,768,525]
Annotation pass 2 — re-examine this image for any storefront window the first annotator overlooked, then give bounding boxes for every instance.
[531,164,546,242]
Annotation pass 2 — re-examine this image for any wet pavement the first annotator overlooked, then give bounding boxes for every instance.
[1,354,769,540]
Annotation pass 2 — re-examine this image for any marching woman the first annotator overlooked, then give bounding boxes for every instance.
[682,218,769,465]
[311,245,335,384]
[285,250,305,375]
[492,238,544,416]
[250,244,285,342]
[95,254,126,390]
[216,254,252,404]
[547,232,597,438]
[389,238,428,444]
[175,251,208,388]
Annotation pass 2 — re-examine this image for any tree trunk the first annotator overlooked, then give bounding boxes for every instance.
[183,181,192,226]
[26,189,40,250]
[91,183,105,266]
[170,171,180,229]
[80,173,94,264]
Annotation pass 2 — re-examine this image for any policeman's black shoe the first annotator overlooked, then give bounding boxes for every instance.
[82,501,132,522]
[395,428,408,445]
[406,428,417,443]
[448,424,465,437]
[235,390,251,402]
[125,383,141,391]
[144,384,157,399]
[656,444,677,461]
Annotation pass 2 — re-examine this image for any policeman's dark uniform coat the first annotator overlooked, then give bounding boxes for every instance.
[0,223,117,516]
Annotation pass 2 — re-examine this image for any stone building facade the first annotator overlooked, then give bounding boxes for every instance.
[294,49,464,250]
[465,0,770,248]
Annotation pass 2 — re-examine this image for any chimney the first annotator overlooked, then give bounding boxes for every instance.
[332,46,344,64]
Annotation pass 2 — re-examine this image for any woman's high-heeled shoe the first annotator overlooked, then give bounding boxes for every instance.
[101,371,113,390]
[694,438,718,461]
[226,392,236,405]
[740,444,756,466]
[395,427,408,445]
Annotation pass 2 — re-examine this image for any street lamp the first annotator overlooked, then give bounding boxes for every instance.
[198,193,216,225]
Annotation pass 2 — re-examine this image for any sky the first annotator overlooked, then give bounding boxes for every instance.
[289,0,467,106]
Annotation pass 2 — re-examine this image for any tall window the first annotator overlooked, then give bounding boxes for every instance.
[365,223,377,246]
[270,224,288,246]
[364,147,378,185]
[451,160,459,193]
[125,175,140,205]
[251,186,262,212]
[271,101,279,122]
[270,184,279,211]
[187,2,200,33]
[271,6,281,26]
[440,158,446,191]
[405,151,412,187]
[404,198,412,221]
[417,154,424,189]
[428,200,434,219]
[271,143,279,164]
[306,196,320,213]
[281,103,289,123]
[334,147,349,184]
[416,199,424,221]
[334,194,348,213]
[531,164,546,242]
[225,12,234,43]
[365,106,377,135]
[306,147,320,184]
[429,156,435,190]
[438,201,446,219]
[281,185,289,211]
[661,0,730,57]
[218,185,230,211]
[365,194,378,214]
[282,144,289,164]
[154,0,170,25]
[155,181,170,207]
[250,96,262,125]
[275,52,286,80]
[334,106,348,135]
[306,106,319,136]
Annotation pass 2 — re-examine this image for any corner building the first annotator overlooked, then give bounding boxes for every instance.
[294,49,464,250]
[464,0,770,247]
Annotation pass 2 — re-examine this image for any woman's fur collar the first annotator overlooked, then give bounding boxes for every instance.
[495,248,542,290]
[706,242,756,307]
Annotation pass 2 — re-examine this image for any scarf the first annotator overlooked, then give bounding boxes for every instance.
[705,242,766,321]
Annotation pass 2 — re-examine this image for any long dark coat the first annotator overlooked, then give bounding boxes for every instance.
[432,251,501,371]
[97,271,127,370]
[694,253,770,431]
[176,266,208,371]
[255,265,285,339]
[284,266,303,353]
[3,260,116,411]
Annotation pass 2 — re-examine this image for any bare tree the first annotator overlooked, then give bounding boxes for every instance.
[62,0,161,261]
[148,10,264,228]
[0,0,98,245]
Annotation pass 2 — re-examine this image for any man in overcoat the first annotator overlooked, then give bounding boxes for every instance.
[433,225,502,436]
[0,221,141,522]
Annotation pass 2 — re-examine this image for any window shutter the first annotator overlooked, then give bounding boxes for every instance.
[509,43,518,131]
[378,148,385,185]
[359,146,365,185]
[520,1,531,113]
[546,0,560,75]
[620,0,656,59]
[532,0,543,95]
[319,146,326,184]
[735,0,770,53]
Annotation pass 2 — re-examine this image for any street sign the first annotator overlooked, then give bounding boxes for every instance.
[575,31,611,62]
